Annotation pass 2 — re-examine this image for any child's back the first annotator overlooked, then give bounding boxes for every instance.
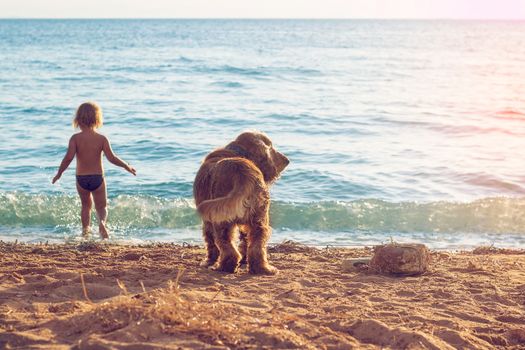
[74,130,105,175]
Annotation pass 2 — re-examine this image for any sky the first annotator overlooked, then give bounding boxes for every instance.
[1,0,525,19]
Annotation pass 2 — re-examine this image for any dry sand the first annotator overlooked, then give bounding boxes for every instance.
[1,241,524,349]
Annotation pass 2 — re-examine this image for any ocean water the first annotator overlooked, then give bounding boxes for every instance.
[1,19,525,249]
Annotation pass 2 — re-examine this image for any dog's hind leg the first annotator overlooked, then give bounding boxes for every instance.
[201,221,219,267]
[247,219,278,275]
[213,223,241,273]
[238,225,250,265]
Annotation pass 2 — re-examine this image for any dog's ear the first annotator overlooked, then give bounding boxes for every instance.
[252,139,281,183]
[235,131,288,184]
[256,139,269,152]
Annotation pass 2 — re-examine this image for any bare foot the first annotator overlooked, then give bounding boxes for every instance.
[99,223,109,240]
[82,227,91,238]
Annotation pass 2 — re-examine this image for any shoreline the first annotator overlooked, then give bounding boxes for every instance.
[1,241,525,349]
[3,232,525,252]
[2,238,525,253]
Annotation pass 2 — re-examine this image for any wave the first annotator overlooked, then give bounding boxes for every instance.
[210,81,244,88]
[1,192,525,234]
[497,109,524,117]
[194,64,322,78]
[195,64,268,77]
[428,124,523,137]
[495,109,525,121]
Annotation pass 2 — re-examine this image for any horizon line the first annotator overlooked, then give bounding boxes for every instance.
[1,17,525,21]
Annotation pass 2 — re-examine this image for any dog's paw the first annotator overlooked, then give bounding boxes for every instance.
[200,259,217,268]
[213,264,239,274]
[249,264,279,275]
[213,256,241,273]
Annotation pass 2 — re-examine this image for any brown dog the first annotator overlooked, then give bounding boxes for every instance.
[193,131,289,274]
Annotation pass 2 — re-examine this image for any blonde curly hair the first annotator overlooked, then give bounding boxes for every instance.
[73,102,103,129]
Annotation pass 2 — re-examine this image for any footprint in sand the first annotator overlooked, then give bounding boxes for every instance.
[53,284,120,301]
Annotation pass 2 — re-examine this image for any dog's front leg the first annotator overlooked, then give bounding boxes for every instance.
[247,220,278,275]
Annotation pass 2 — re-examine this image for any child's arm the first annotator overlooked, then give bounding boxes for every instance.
[52,136,76,184]
[102,137,136,176]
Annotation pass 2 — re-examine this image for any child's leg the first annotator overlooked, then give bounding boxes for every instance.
[92,179,109,239]
[76,183,92,236]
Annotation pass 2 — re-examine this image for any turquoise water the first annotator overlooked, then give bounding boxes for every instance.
[1,20,525,248]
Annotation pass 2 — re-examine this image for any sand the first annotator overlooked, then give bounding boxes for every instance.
[1,241,524,349]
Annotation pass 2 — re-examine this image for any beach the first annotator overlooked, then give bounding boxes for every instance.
[1,17,525,350]
[1,241,524,349]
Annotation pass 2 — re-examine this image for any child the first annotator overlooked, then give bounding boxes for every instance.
[52,102,136,239]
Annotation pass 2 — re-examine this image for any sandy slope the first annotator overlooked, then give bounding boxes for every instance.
[0,241,524,349]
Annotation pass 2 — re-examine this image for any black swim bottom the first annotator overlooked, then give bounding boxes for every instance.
[76,174,104,192]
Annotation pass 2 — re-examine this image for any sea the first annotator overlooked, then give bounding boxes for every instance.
[1,19,524,249]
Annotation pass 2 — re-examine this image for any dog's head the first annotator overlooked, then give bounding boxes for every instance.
[228,131,289,183]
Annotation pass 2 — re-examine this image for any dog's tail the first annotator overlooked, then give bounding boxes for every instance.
[197,169,259,223]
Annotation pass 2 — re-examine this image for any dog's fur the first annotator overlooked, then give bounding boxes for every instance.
[193,131,289,274]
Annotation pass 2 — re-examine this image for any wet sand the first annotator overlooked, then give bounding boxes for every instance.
[1,241,524,349]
